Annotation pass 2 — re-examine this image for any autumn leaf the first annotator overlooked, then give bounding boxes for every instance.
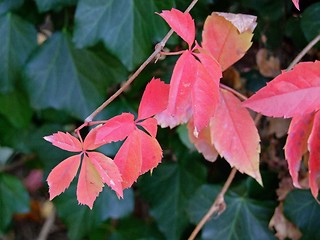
[187,120,219,162]
[137,77,169,121]
[158,8,195,49]
[307,111,320,199]
[202,12,257,71]
[44,130,123,209]
[243,61,320,118]
[284,113,314,188]
[210,89,262,184]
[156,50,222,134]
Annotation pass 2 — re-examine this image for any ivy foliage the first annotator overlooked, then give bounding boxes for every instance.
[0,0,319,239]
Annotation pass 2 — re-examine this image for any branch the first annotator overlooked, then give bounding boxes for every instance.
[188,168,237,240]
[83,0,199,125]
[287,33,320,71]
[219,83,247,101]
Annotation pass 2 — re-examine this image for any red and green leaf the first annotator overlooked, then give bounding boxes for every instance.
[243,61,320,118]
[77,155,104,209]
[211,89,262,184]
[159,8,195,49]
[202,12,256,71]
[47,155,81,200]
[284,113,315,188]
[87,152,123,198]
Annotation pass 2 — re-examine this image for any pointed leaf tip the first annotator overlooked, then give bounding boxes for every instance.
[138,78,170,120]
[44,132,82,152]
[159,8,195,49]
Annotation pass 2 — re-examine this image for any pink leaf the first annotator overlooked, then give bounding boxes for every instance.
[87,152,123,198]
[83,124,105,150]
[77,155,104,209]
[292,0,300,10]
[202,12,256,71]
[44,132,82,152]
[114,130,142,189]
[159,8,195,49]
[95,113,136,145]
[191,52,222,135]
[156,50,197,128]
[47,154,81,200]
[284,113,314,188]
[211,89,262,184]
[137,118,158,138]
[243,61,320,118]
[137,78,170,120]
[187,120,219,162]
[138,130,162,174]
[308,111,320,199]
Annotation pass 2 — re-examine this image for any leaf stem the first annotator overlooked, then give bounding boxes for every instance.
[219,83,248,101]
[83,0,199,125]
[188,168,237,240]
[287,33,320,71]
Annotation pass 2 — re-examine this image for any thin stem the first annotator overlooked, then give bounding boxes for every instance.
[160,50,186,56]
[84,0,199,124]
[287,33,320,71]
[220,83,248,101]
[188,168,237,240]
[37,207,56,240]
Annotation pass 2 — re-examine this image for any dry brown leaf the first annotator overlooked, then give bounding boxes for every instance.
[215,12,257,33]
[222,67,242,90]
[268,118,291,138]
[269,204,302,240]
[256,48,281,77]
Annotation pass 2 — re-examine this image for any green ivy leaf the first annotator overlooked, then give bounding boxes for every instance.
[108,217,164,240]
[301,3,320,46]
[73,0,173,70]
[35,0,77,12]
[0,13,36,93]
[0,90,33,128]
[139,155,207,239]
[188,184,276,240]
[0,0,23,15]
[24,32,127,120]
[54,182,134,240]
[284,190,320,239]
[0,173,30,233]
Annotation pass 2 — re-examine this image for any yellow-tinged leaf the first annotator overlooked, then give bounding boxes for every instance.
[202,12,257,71]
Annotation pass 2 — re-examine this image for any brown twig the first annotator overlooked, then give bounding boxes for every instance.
[188,168,237,240]
[82,0,200,125]
[286,33,320,71]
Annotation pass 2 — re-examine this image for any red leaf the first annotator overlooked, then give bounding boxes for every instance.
[211,89,262,184]
[243,61,320,118]
[187,120,219,162]
[44,132,82,152]
[159,8,195,49]
[156,50,197,128]
[308,111,320,199]
[114,130,142,189]
[87,152,123,198]
[47,154,81,200]
[137,118,158,138]
[137,78,170,120]
[95,113,136,145]
[202,12,256,71]
[83,124,105,150]
[284,113,314,188]
[138,130,162,174]
[292,0,300,10]
[77,155,104,209]
[191,52,221,135]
